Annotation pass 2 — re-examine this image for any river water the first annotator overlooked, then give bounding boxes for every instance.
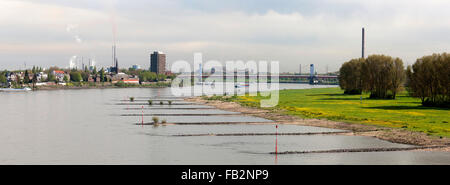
[0,84,449,164]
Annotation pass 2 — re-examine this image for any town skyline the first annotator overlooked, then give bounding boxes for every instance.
[1,0,449,72]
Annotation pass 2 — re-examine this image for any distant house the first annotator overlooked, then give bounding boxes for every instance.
[7,72,22,82]
[122,78,140,84]
[36,72,48,82]
[52,70,66,82]
[111,73,129,83]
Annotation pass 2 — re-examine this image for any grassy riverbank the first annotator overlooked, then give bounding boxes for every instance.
[205,88,449,137]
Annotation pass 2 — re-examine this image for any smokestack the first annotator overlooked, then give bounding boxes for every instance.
[362,27,365,59]
[115,45,118,73]
[111,45,119,73]
[112,46,114,66]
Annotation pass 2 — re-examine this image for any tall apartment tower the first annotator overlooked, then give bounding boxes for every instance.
[150,51,166,74]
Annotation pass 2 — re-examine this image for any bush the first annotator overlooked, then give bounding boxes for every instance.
[160,101,163,105]
[148,100,153,105]
[129,97,135,102]
[115,81,126,87]
[168,100,172,105]
[152,117,159,126]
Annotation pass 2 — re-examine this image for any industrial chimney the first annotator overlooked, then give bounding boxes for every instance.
[362,27,365,59]
[112,45,119,74]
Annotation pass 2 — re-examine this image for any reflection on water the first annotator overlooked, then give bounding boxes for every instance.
[0,84,449,164]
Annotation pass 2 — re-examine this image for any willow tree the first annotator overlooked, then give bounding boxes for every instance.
[339,58,363,94]
[389,57,405,98]
[407,53,450,107]
[361,55,405,99]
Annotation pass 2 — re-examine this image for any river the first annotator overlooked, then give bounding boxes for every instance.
[0,84,449,164]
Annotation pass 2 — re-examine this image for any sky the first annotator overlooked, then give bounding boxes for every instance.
[0,0,449,73]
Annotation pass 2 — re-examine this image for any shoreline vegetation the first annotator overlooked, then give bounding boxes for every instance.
[32,81,171,91]
[0,66,176,91]
[189,87,450,152]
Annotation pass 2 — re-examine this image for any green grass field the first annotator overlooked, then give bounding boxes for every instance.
[210,88,450,137]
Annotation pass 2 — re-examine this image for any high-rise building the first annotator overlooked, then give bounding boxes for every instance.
[150,51,166,74]
[131,64,141,70]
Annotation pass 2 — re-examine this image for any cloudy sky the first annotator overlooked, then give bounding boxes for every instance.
[0,0,449,73]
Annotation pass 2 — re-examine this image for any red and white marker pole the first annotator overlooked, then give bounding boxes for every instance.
[275,124,278,154]
[275,124,278,164]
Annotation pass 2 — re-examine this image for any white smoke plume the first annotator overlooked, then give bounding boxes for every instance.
[66,24,82,43]
[69,55,77,69]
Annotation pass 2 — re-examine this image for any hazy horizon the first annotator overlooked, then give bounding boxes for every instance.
[0,0,449,73]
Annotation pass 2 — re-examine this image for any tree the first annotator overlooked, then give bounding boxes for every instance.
[24,70,30,84]
[63,75,69,83]
[0,72,7,86]
[47,72,55,82]
[99,68,105,82]
[339,58,363,94]
[339,55,405,99]
[407,53,450,107]
[157,74,166,81]
[126,68,142,76]
[138,71,157,82]
[361,55,405,99]
[389,58,405,99]
[81,71,89,82]
[70,71,82,82]
[32,73,38,89]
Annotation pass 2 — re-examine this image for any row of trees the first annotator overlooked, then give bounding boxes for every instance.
[406,53,450,107]
[339,54,405,99]
[138,71,167,83]
[124,68,175,83]
[340,53,449,107]
[2,67,174,84]
[0,70,7,86]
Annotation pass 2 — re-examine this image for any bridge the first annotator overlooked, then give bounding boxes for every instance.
[176,74,339,85]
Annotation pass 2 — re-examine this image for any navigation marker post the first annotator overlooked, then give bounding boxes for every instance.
[275,124,278,164]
